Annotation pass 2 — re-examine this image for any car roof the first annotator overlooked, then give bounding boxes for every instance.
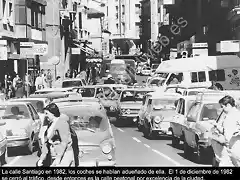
[166,84,209,89]
[123,88,154,92]
[1,101,30,106]
[35,87,73,92]
[62,78,84,82]
[9,97,48,101]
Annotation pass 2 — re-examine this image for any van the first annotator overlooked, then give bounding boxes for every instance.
[155,55,240,90]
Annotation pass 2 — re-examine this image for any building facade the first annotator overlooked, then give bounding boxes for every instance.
[0,0,18,82]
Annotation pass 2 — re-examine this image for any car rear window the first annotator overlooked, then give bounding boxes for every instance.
[0,104,30,119]
[13,100,44,113]
[62,80,82,88]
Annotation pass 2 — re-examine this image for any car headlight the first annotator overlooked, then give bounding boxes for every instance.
[154,116,162,124]
[110,106,115,111]
[13,128,28,137]
[101,143,112,154]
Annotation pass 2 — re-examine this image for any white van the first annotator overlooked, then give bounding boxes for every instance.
[154,55,240,90]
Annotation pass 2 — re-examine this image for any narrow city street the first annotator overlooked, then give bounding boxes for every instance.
[5,124,211,167]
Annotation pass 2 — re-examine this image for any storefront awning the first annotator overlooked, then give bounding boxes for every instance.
[87,8,105,19]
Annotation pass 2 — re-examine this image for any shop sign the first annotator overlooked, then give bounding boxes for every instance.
[192,49,208,56]
[216,40,240,53]
[20,48,34,58]
[0,47,8,60]
[33,44,48,55]
[192,43,208,48]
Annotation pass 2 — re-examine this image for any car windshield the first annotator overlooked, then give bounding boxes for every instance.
[61,108,108,132]
[121,90,146,102]
[12,100,44,113]
[152,64,158,69]
[188,90,201,96]
[158,73,169,78]
[153,99,176,108]
[62,81,82,88]
[0,104,30,119]
[150,79,166,86]
[202,103,222,121]
[79,88,95,97]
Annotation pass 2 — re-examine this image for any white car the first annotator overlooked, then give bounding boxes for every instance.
[141,67,151,76]
[34,87,74,95]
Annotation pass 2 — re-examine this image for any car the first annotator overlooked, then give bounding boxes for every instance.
[169,96,196,147]
[34,87,74,95]
[139,92,176,139]
[76,85,120,122]
[30,91,77,101]
[58,104,116,166]
[117,87,154,126]
[164,84,209,96]
[62,78,87,88]
[0,122,7,166]
[182,92,224,163]
[0,102,41,154]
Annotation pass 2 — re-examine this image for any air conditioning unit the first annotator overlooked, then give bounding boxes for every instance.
[2,17,8,24]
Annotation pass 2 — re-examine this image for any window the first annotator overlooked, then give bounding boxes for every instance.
[31,3,44,29]
[208,69,225,81]
[135,23,140,37]
[9,2,12,17]
[122,5,125,14]
[135,4,141,14]
[191,71,206,83]
[116,6,118,12]
[187,103,201,121]
[116,13,118,19]
[121,22,125,33]
[200,103,221,121]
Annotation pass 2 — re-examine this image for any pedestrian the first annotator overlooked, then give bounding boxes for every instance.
[15,78,25,98]
[52,76,62,88]
[214,96,240,166]
[37,103,77,167]
[35,73,44,90]
[46,69,53,88]
[13,74,20,89]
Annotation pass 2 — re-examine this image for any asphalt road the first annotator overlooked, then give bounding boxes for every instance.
[4,124,211,167]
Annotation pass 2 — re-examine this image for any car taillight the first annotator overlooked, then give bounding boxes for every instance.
[101,143,112,154]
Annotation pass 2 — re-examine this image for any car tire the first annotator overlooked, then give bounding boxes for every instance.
[183,136,193,159]
[171,132,180,148]
[196,143,204,164]
[27,134,35,154]
[0,148,7,166]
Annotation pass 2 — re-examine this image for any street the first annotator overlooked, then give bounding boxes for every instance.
[4,124,211,167]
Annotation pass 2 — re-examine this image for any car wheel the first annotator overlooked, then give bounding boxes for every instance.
[0,148,7,166]
[171,132,180,148]
[27,134,35,154]
[183,136,193,159]
[137,123,143,132]
[196,143,204,164]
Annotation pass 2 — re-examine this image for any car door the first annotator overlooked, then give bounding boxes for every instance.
[172,99,183,136]
[139,95,149,124]
[184,102,202,147]
[27,104,40,135]
[144,99,153,126]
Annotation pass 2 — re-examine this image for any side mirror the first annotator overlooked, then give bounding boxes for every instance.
[0,122,6,126]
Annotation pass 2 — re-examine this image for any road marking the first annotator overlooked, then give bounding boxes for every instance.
[6,156,22,166]
[152,149,181,166]
[117,128,124,132]
[144,144,150,148]
[132,137,141,143]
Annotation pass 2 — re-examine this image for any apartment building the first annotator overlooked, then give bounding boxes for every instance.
[0,0,17,82]
[108,0,141,39]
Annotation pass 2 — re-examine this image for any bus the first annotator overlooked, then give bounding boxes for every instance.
[100,56,136,84]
